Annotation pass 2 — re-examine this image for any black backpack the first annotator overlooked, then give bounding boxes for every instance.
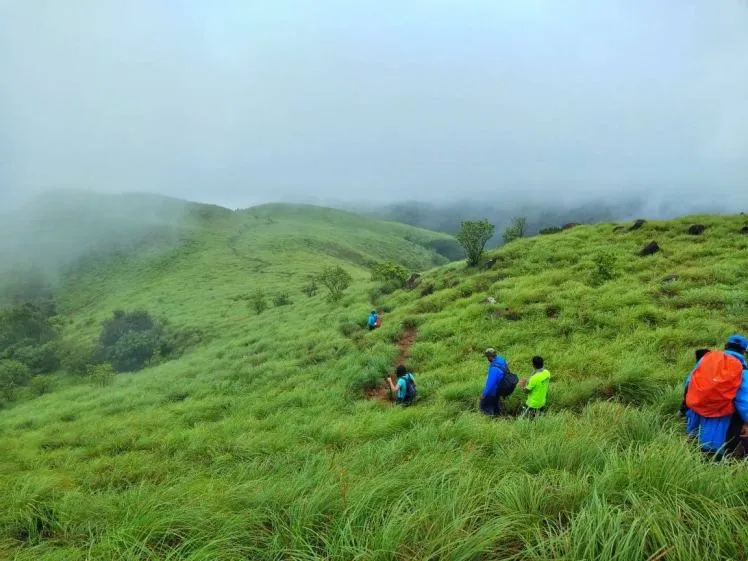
[403,374,417,404]
[497,368,518,397]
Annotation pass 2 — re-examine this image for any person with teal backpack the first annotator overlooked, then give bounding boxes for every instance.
[387,365,416,405]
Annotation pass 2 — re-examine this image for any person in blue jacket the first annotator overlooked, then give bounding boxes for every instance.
[685,334,748,459]
[480,347,509,416]
[367,310,378,331]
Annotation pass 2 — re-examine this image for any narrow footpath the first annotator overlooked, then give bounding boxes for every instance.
[366,327,417,401]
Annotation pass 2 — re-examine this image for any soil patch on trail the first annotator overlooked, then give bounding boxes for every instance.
[395,328,417,365]
[366,328,418,401]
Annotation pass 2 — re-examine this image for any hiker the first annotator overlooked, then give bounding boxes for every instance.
[387,365,416,405]
[519,356,550,418]
[479,348,516,416]
[367,309,379,331]
[684,335,748,459]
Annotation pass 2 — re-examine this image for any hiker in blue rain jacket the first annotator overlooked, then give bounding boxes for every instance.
[684,334,748,458]
[367,310,378,331]
[480,347,508,416]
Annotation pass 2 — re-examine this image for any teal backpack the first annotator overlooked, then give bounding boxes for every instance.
[403,373,417,405]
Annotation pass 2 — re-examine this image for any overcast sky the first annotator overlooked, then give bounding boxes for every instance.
[1,0,746,211]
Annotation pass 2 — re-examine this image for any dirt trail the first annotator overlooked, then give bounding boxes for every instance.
[366,327,417,401]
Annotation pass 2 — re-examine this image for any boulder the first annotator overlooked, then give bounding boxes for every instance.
[406,273,422,289]
[639,241,660,256]
[687,224,706,235]
[629,219,647,231]
[484,296,497,305]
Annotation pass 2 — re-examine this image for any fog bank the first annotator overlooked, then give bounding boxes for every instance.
[1,0,746,214]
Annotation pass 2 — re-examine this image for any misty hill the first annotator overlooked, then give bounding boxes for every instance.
[0,208,747,559]
[0,191,460,277]
[0,190,215,274]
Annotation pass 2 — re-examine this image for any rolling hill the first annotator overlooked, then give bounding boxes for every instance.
[0,198,747,560]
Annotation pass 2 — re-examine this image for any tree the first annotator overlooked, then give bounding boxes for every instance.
[0,360,30,401]
[96,310,167,372]
[0,298,60,375]
[87,363,116,387]
[503,216,528,244]
[0,301,57,353]
[318,266,353,302]
[456,220,495,266]
[371,261,410,287]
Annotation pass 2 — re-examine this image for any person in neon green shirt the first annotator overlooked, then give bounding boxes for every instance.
[519,356,550,418]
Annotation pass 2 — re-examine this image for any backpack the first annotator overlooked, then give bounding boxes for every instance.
[497,368,518,397]
[403,374,417,404]
[685,351,743,418]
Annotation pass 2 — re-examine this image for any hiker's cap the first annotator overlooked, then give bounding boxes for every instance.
[727,334,748,351]
[483,347,497,356]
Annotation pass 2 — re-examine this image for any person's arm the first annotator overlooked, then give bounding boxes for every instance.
[734,368,748,425]
[481,367,495,399]
[521,380,530,393]
[387,376,398,393]
[481,365,504,398]
[395,377,407,400]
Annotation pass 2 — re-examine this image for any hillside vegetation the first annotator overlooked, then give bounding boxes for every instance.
[0,203,747,560]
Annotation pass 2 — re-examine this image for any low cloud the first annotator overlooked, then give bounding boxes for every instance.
[1,0,746,213]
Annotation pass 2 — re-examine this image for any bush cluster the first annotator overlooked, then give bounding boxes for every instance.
[590,251,617,286]
[273,292,293,307]
[370,261,410,287]
[503,216,527,244]
[95,310,172,372]
[0,360,31,401]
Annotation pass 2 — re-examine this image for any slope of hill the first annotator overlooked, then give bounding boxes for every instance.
[353,197,743,246]
[0,208,747,560]
[2,191,460,277]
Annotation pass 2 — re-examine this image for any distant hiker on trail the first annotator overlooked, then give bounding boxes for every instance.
[479,348,517,416]
[367,310,379,331]
[684,335,748,459]
[519,356,550,418]
[387,365,416,405]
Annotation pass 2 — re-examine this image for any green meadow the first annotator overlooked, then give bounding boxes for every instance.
[1,201,747,560]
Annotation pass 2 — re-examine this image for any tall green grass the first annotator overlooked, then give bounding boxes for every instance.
[0,211,747,559]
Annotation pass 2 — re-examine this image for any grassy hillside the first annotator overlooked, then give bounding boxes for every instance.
[1,208,747,560]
